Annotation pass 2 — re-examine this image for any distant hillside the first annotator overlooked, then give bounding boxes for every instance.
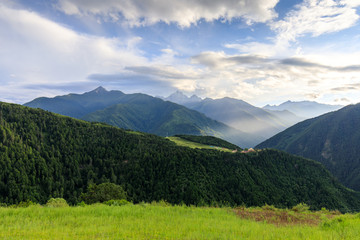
[257,103,360,191]
[182,97,302,144]
[263,100,342,119]
[24,87,259,148]
[0,102,359,211]
[24,86,124,118]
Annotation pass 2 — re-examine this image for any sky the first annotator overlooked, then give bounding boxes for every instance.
[1,0,360,107]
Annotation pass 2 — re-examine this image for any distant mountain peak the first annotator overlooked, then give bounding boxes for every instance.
[164,90,202,104]
[90,86,108,94]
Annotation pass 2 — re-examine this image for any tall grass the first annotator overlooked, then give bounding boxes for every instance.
[0,203,359,239]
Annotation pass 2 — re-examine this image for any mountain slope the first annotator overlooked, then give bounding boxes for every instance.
[24,87,259,147]
[82,94,259,147]
[0,102,359,212]
[257,103,360,191]
[183,97,302,143]
[263,100,342,119]
[24,86,125,118]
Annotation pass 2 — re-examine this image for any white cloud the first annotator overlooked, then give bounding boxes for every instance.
[226,0,360,58]
[272,0,360,43]
[56,0,279,27]
[341,0,360,7]
[188,50,360,105]
[0,3,148,103]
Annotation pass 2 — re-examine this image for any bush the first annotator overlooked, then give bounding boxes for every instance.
[104,199,131,206]
[46,198,69,208]
[291,203,310,213]
[77,201,87,207]
[81,183,127,204]
[261,204,278,211]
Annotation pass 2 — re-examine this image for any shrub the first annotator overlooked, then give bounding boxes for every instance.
[77,201,87,207]
[46,198,69,208]
[81,183,127,204]
[291,203,310,213]
[261,204,277,211]
[104,199,131,206]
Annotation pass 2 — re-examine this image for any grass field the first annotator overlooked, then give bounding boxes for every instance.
[1,203,360,239]
[167,136,235,152]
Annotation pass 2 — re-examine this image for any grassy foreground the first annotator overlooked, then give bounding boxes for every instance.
[1,203,360,240]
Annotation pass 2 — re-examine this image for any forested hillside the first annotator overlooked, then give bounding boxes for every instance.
[0,102,359,212]
[257,103,360,191]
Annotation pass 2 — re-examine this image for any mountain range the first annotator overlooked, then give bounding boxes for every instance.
[163,91,344,144]
[257,103,360,191]
[1,101,359,211]
[24,87,347,148]
[263,100,343,119]
[183,97,301,142]
[24,87,259,148]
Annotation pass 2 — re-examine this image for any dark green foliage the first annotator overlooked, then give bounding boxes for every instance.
[0,102,360,212]
[104,199,131,206]
[174,135,241,150]
[257,103,360,191]
[81,183,127,204]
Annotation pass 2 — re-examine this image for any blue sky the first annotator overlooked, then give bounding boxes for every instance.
[1,0,360,106]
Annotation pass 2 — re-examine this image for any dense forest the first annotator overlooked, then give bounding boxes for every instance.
[257,103,360,191]
[1,102,360,212]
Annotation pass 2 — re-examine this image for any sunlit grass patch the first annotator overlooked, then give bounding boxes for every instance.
[167,136,233,152]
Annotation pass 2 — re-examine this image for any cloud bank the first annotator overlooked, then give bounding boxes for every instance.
[0,3,148,102]
[57,0,279,27]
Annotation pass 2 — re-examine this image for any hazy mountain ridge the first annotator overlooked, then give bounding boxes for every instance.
[263,100,343,119]
[163,92,304,145]
[257,103,360,191]
[1,101,359,211]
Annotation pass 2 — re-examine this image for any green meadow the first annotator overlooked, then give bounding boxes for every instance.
[1,203,360,240]
[167,136,235,152]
